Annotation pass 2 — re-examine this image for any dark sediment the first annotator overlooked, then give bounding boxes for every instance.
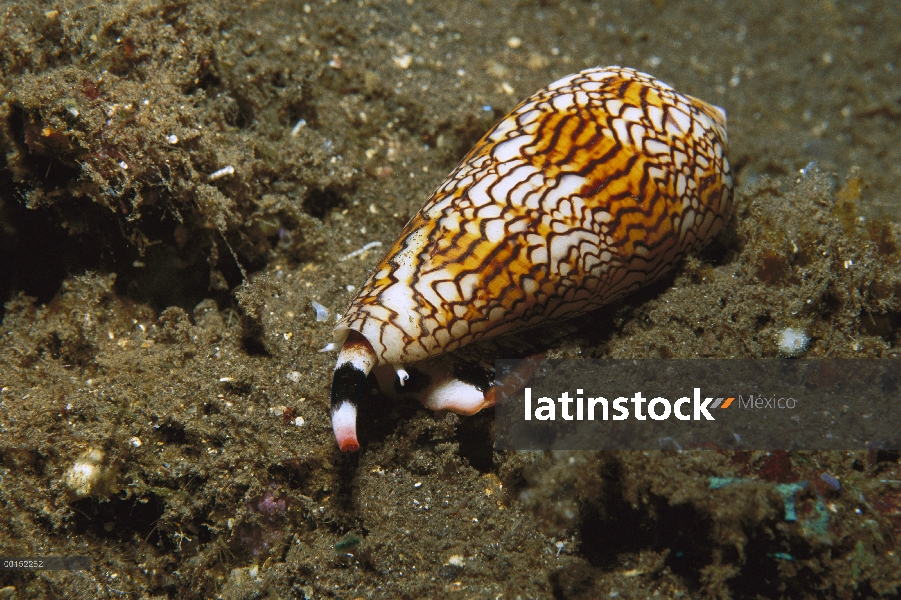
[1,1,900,597]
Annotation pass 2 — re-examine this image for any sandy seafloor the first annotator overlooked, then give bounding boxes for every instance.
[1,0,901,598]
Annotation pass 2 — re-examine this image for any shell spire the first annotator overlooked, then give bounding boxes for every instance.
[329,66,733,451]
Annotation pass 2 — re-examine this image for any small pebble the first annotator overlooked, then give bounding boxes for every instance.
[820,473,841,491]
[778,328,809,356]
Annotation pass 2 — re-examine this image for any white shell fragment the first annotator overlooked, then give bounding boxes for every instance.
[209,165,235,180]
[65,448,109,498]
[311,301,330,322]
[340,241,383,261]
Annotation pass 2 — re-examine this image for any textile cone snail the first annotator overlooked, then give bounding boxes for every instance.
[328,66,733,452]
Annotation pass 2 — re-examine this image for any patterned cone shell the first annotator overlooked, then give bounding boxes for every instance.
[334,66,733,367]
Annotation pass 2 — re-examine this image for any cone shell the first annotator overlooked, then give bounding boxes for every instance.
[334,67,733,366]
